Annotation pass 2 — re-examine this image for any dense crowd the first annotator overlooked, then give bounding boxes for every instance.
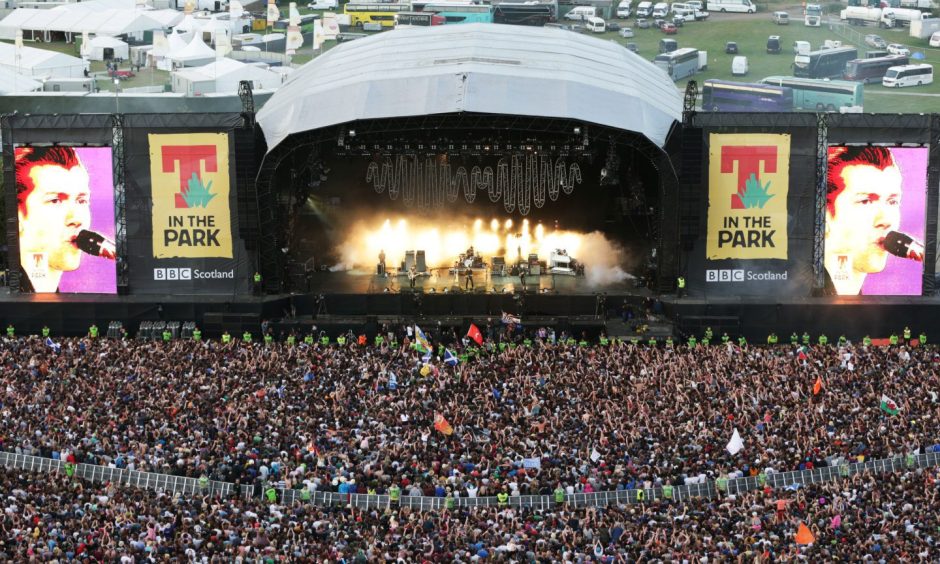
[2,465,939,561]
[1,328,939,559]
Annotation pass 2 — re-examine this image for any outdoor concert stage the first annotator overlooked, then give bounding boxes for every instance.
[5,27,940,341]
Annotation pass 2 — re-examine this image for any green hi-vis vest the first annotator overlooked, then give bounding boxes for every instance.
[89,325,99,338]
[336,336,346,346]
[286,335,296,345]
[320,336,330,346]
[265,487,277,502]
[222,333,232,343]
[554,487,565,503]
[636,489,645,501]
[193,329,202,341]
[389,485,401,501]
[304,335,314,345]
[374,335,384,346]
[42,327,50,337]
[243,332,252,343]
[863,336,872,346]
[301,488,311,501]
[687,336,697,347]
[162,331,171,342]
[264,334,273,344]
[445,495,455,509]
[662,485,673,499]
[199,475,209,489]
[496,492,509,506]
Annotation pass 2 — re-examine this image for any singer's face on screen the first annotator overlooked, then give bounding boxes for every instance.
[825,163,902,274]
[17,162,91,272]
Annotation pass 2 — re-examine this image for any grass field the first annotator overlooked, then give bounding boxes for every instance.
[598,10,940,113]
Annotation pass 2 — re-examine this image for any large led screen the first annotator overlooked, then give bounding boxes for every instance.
[825,146,926,296]
[14,146,117,294]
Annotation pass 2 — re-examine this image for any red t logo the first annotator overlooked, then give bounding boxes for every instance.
[160,145,218,208]
[720,146,778,209]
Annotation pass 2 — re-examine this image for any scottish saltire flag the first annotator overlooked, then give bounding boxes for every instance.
[414,325,431,353]
[421,349,433,363]
[45,337,61,353]
[443,349,459,367]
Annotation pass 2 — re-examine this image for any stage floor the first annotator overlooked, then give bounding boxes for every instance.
[302,268,641,295]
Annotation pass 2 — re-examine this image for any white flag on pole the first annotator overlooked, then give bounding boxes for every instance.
[726,428,744,455]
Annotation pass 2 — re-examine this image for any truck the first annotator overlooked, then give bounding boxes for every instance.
[882,7,925,27]
[841,6,882,25]
[898,0,933,11]
[805,3,822,26]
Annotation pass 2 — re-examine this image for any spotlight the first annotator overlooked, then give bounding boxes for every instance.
[573,126,581,135]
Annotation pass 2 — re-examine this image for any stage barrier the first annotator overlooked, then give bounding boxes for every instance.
[2,448,939,509]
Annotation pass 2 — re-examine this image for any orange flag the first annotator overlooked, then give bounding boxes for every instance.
[795,522,815,545]
[813,376,823,395]
[433,413,454,436]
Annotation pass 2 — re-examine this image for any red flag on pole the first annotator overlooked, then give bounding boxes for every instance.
[467,323,484,346]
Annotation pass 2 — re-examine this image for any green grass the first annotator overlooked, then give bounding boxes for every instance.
[600,13,940,113]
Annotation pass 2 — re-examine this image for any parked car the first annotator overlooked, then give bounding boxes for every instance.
[661,21,678,33]
[772,10,789,24]
[767,35,781,54]
[725,41,738,54]
[653,17,666,28]
[637,18,651,28]
[626,42,639,52]
[607,21,621,30]
[672,14,685,25]
[620,26,635,37]
[732,55,749,76]
[887,43,911,56]
[865,34,887,49]
[931,31,940,48]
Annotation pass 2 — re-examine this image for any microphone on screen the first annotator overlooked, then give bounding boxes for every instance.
[883,230,924,262]
[74,229,117,260]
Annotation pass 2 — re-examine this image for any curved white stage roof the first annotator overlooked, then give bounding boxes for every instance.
[257,24,683,152]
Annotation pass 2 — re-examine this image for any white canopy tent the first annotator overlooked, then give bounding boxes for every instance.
[257,24,683,153]
[171,57,283,95]
[165,33,215,68]
[0,41,88,79]
[85,35,130,61]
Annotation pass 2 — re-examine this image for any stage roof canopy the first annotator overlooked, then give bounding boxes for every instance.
[257,24,683,152]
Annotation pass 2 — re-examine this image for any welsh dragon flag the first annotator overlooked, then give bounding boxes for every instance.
[880,394,900,416]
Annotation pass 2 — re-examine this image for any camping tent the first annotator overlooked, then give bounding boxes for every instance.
[86,36,130,61]
[171,57,282,95]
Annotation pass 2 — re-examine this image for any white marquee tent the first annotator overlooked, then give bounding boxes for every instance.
[0,1,183,41]
[0,66,43,93]
[85,35,130,61]
[171,57,283,95]
[165,34,216,68]
[0,41,88,79]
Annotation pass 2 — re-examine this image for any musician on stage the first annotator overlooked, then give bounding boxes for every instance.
[465,267,474,290]
[408,265,417,289]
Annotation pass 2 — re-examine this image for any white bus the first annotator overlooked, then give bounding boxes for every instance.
[882,64,933,87]
[707,0,755,13]
[653,47,700,80]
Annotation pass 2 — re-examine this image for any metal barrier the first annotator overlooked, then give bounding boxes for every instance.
[3,448,939,509]
[0,451,251,499]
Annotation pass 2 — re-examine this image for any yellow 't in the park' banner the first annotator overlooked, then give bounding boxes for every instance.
[149,133,233,259]
[707,133,790,260]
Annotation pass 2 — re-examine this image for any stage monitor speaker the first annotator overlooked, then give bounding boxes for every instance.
[377,263,386,276]
[405,251,416,272]
[416,250,427,273]
[530,264,541,276]
[451,285,462,294]
[528,253,539,265]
